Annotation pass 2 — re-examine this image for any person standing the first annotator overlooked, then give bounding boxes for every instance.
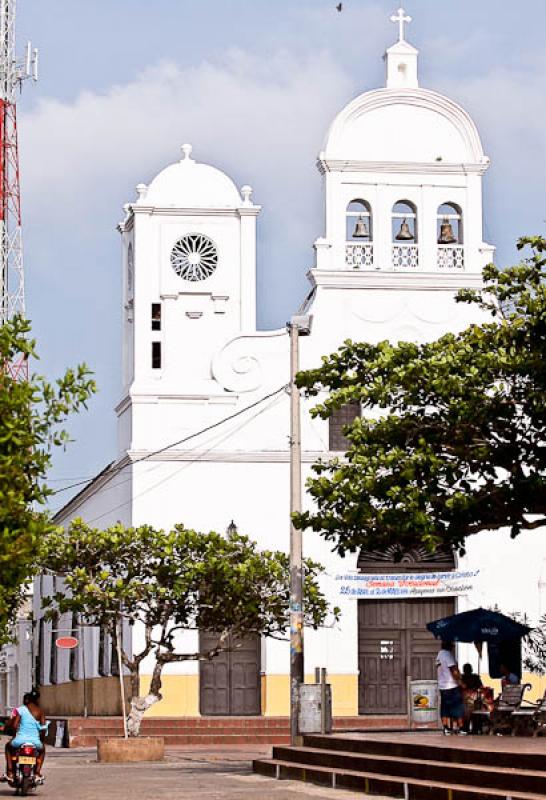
[437,640,466,735]
[461,663,483,732]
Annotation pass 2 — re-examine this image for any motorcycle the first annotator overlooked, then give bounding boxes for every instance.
[11,743,40,796]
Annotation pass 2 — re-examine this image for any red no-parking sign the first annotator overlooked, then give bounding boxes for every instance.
[55,636,79,650]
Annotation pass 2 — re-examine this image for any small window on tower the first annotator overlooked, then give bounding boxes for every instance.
[152,342,162,370]
[151,303,161,331]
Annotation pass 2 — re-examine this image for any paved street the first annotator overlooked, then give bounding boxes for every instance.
[0,747,391,800]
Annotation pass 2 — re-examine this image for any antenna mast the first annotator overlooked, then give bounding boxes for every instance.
[0,0,37,379]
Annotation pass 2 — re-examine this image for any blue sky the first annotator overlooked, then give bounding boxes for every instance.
[16,0,546,507]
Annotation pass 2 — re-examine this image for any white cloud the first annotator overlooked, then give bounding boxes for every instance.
[19,48,356,333]
[20,48,352,231]
[20,27,546,489]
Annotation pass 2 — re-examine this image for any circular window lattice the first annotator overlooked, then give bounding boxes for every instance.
[171,234,218,282]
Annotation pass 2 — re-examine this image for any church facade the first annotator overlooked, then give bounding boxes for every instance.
[34,13,546,718]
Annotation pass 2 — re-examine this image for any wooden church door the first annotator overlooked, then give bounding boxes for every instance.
[199,631,261,716]
[358,597,455,714]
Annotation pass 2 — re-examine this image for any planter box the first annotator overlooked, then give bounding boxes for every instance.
[97,736,164,763]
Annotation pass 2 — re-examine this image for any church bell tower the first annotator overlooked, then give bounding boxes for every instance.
[117,144,260,454]
[312,8,494,283]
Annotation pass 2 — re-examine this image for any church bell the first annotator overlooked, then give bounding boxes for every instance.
[352,216,369,239]
[395,219,414,241]
[438,217,457,244]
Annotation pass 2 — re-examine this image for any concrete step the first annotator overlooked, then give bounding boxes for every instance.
[270,745,546,796]
[303,733,546,773]
[65,715,408,747]
[72,732,290,747]
[253,757,546,800]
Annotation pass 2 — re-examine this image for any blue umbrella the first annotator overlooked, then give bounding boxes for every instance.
[426,607,531,643]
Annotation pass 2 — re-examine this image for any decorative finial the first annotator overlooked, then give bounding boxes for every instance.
[241,185,253,205]
[390,7,412,42]
[181,143,194,161]
[135,183,148,201]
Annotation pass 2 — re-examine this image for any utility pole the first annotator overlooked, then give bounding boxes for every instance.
[287,314,312,745]
[0,0,37,379]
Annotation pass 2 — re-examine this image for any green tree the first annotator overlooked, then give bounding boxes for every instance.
[524,614,546,676]
[41,520,338,736]
[0,317,95,643]
[295,236,546,556]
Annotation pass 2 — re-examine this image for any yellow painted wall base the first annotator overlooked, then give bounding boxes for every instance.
[139,673,358,717]
[140,675,358,717]
[481,671,546,704]
[139,674,199,717]
[263,674,358,717]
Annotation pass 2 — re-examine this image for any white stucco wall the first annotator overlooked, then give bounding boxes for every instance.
[40,28,545,707]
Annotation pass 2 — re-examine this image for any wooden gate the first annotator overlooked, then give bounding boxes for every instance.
[199,632,261,716]
[358,598,455,715]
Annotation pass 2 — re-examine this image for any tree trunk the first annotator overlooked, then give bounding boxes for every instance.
[130,667,140,701]
[126,660,164,737]
[126,693,161,737]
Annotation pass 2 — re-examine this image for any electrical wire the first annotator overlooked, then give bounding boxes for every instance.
[50,384,287,499]
[82,391,285,526]
[48,390,284,518]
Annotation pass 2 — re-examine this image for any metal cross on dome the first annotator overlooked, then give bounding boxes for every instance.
[390,7,412,42]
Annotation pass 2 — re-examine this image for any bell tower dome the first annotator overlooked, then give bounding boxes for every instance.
[312,8,494,286]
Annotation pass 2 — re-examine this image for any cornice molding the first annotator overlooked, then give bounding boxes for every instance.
[317,159,489,176]
[126,205,260,219]
[127,449,327,464]
[115,391,242,415]
[307,268,484,291]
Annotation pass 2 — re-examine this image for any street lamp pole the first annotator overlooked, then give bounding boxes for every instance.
[287,314,312,746]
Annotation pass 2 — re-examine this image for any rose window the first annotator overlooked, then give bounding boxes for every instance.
[170,234,218,282]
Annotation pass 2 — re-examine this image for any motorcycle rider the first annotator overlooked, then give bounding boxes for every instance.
[2,689,47,785]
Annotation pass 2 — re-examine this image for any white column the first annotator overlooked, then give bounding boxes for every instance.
[239,207,259,330]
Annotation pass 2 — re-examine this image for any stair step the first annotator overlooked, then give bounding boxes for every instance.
[253,758,546,800]
[303,734,546,773]
[271,746,546,795]
[64,715,409,748]
[70,733,290,747]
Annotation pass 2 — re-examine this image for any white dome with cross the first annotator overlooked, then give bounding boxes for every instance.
[313,6,494,281]
[321,10,487,166]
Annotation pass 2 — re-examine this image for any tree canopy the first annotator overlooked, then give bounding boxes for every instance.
[41,520,337,735]
[295,236,546,556]
[0,318,94,643]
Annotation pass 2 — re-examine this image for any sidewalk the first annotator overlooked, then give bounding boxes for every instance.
[0,745,392,799]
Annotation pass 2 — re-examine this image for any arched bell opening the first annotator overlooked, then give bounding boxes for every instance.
[437,202,464,270]
[392,200,419,270]
[345,199,374,270]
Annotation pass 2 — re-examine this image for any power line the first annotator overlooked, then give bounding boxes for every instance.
[51,385,288,498]
[82,391,285,526]
[48,391,283,518]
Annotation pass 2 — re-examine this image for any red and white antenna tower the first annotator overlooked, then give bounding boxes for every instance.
[0,0,37,378]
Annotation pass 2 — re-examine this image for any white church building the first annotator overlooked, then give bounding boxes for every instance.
[34,11,546,719]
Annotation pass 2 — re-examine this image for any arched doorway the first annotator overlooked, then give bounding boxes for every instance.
[357,545,455,715]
